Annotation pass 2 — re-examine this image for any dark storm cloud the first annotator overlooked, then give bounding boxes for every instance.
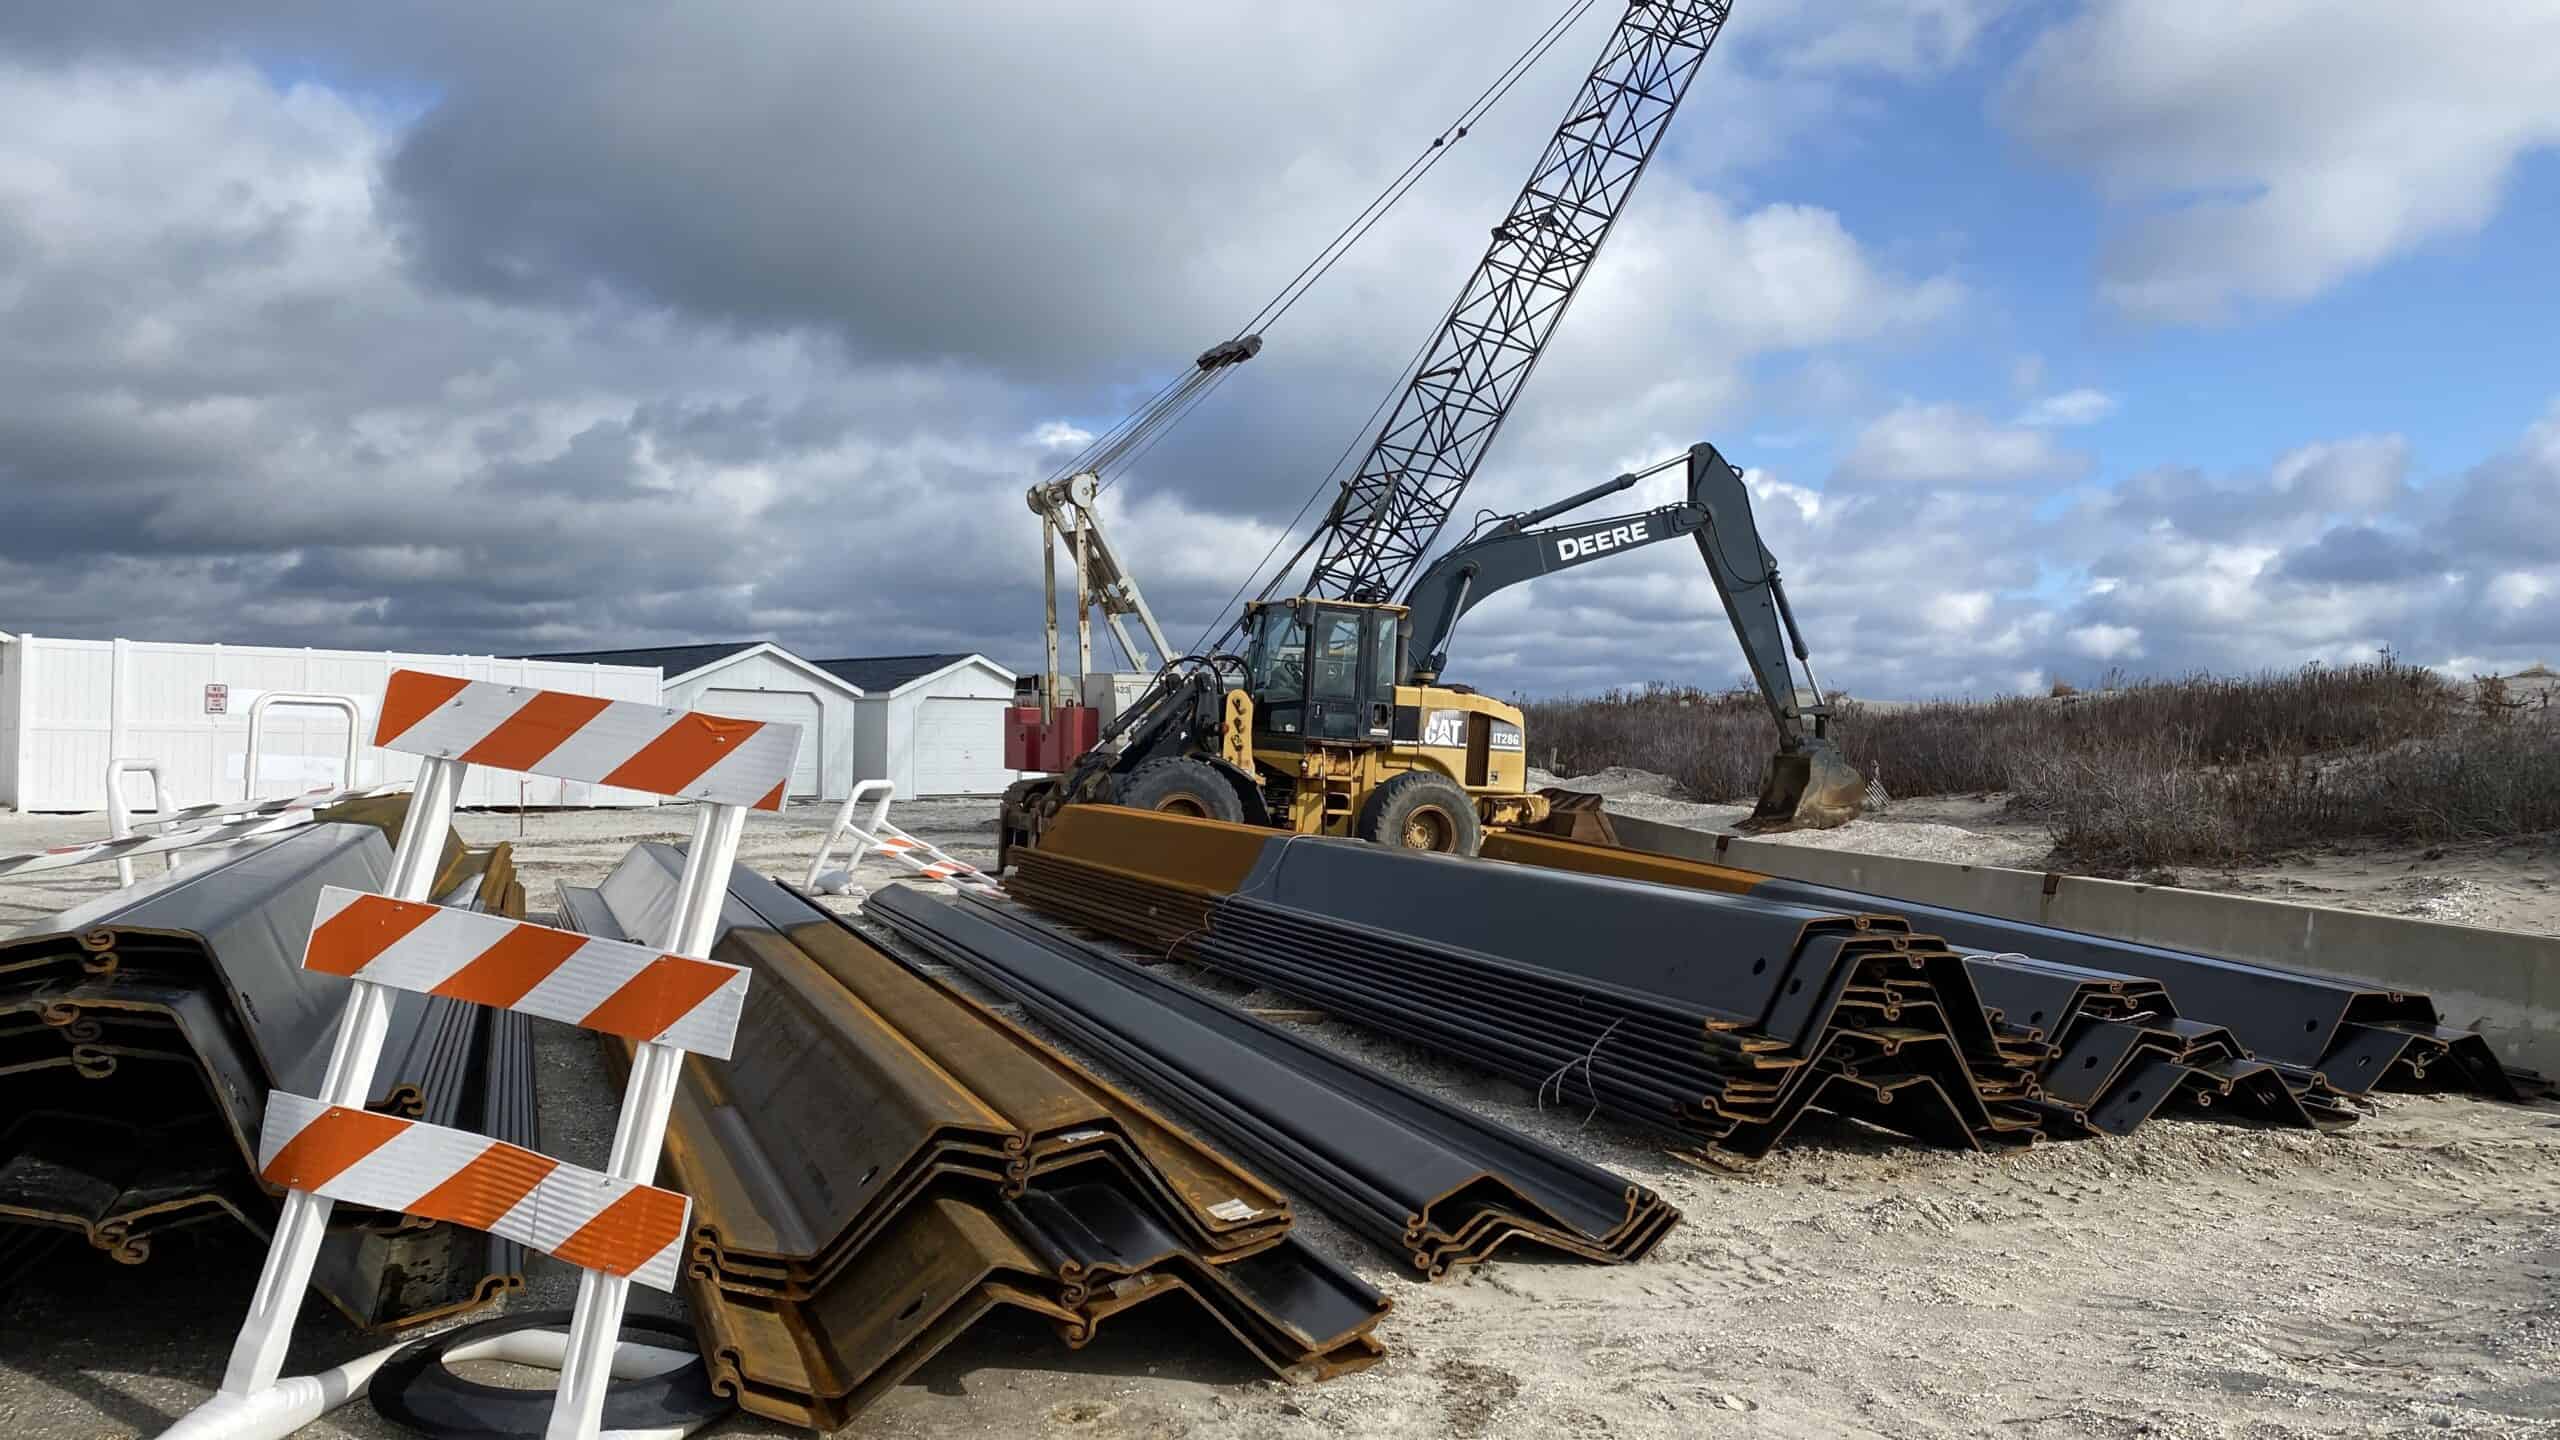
[2442,444,2560,566]
[2276,524,2447,585]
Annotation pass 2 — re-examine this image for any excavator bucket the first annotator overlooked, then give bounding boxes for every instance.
[1520,787,1622,845]
[1741,740,1865,832]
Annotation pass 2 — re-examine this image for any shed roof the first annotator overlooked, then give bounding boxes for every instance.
[814,652,984,693]
[517,642,766,678]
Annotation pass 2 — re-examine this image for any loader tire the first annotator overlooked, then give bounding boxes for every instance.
[1357,772,1481,856]
[1114,759,1245,824]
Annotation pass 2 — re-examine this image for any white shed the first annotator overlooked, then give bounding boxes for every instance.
[822,653,1022,798]
[0,633,663,812]
[525,642,863,802]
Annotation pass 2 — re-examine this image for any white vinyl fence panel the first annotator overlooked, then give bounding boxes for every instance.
[1,636,663,812]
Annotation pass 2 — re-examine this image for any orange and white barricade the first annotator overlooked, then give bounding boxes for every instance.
[803,779,1003,898]
[162,671,799,1440]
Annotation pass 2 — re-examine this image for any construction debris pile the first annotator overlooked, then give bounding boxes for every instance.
[559,843,1389,1431]
[0,800,538,1329]
[1003,808,2540,1164]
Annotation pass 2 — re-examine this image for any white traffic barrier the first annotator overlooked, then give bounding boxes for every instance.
[162,669,799,1440]
[105,758,171,887]
[804,779,1003,898]
[241,691,367,801]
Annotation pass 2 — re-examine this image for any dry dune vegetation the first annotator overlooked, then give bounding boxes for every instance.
[1522,658,2560,868]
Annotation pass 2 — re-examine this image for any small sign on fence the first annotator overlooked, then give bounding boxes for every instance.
[204,683,229,715]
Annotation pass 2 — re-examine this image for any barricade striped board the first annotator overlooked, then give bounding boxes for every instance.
[375,671,800,810]
[301,887,748,1059]
[258,1094,689,1291]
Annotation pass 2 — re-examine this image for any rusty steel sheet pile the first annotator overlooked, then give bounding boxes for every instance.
[563,841,1387,1432]
[1007,809,2055,1164]
[1480,828,2543,1118]
[0,805,538,1330]
[865,883,1680,1275]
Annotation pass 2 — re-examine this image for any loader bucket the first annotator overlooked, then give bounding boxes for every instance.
[1741,740,1865,832]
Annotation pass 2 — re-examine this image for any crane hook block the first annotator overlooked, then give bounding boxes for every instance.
[1195,334,1264,371]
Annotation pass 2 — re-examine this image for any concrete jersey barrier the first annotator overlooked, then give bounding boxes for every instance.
[1602,811,2560,1079]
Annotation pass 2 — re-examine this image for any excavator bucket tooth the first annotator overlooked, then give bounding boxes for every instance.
[1742,742,1864,832]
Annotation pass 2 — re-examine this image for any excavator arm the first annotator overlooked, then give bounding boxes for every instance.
[1400,442,1866,828]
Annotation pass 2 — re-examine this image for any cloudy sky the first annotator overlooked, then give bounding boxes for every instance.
[2,1,2555,698]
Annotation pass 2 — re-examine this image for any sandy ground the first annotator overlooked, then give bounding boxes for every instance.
[3,795,2558,1439]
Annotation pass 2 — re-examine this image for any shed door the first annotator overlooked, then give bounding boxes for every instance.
[701,688,822,798]
[913,695,1009,796]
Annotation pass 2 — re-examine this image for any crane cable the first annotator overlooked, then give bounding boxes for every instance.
[1061,0,1606,500]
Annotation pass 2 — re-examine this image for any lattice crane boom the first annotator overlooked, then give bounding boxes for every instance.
[1301,0,1733,603]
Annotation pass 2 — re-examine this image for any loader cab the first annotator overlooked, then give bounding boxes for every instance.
[1241,598,1404,745]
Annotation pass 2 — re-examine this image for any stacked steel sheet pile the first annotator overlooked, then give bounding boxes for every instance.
[0,800,538,1329]
[561,843,1388,1431]
[1962,953,2353,1133]
[1007,808,2052,1162]
[866,883,1679,1276]
[1479,828,2542,1123]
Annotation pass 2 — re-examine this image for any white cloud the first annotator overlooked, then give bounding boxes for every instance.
[2268,435,2408,515]
[1837,403,2079,488]
[2067,623,2143,660]
[2000,2,2560,320]
[2485,572,2551,615]
[1926,590,1992,631]
[1027,420,1093,453]
[1749,0,2026,78]
[2015,388,2118,428]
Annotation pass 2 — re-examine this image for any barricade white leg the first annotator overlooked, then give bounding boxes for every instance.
[544,802,744,1440]
[170,757,465,1437]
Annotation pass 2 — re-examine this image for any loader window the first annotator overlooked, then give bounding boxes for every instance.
[1308,608,1374,741]
[1310,612,1362,699]
[1247,607,1307,734]
[1369,610,1400,696]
